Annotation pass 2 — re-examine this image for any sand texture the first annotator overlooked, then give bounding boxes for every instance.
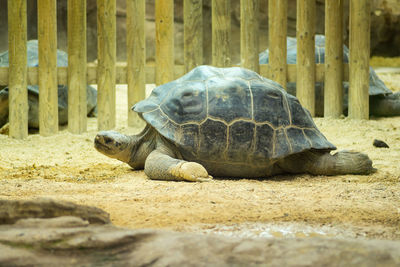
[0,73,399,240]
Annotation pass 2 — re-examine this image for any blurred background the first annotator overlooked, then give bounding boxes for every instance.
[1,0,399,65]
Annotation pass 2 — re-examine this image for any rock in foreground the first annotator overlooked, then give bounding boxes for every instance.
[0,198,110,224]
[0,198,399,266]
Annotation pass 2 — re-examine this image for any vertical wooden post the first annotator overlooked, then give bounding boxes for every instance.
[184,0,203,73]
[212,0,230,67]
[155,0,174,85]
[324,0,343,118]
[349,0,370,120]
[97,0,116,130]
[38,0,58,136]
[296,0,316,116]
[241,0,259,72]
[268,0,287,88]
[8,0,28,139]
[240,0,259,72]
[127,0,146,127]
[68,0,87,134]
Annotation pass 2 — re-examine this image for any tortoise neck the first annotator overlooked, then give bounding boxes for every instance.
[126,124,157,169]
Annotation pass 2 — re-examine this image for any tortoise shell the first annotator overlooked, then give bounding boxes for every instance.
[0,40,97,128]
[0,40,69,97]
[134,66,335,165]
[259,35,391,96]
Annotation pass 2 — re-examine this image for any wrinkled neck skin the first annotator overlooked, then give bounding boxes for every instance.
[101,125,156,169]
[113,125,157,170]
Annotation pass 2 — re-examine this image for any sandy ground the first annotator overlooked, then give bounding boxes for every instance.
[0,72,399,241]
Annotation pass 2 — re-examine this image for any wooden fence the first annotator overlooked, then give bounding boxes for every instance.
[0,0,371,139]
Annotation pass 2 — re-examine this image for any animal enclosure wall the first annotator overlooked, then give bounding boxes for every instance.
[0,0,371,139]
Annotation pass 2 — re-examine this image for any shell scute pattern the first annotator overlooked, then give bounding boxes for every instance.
[161,120,181,142]
[259,35,391,97]
[0,40,69,97]
[275,129,291,158]
[253,124,275,160]
[135,80,178,114]
[178,65,221,82]
[368,67,391,95]
[250,78,290,127]
[286,94,316,128]
[161,81,207,124]
[207,76,252,123]
[286,127,311,152]
[222,67,262,81]
[0,40,68,68]
[264,35,349,65]
[134,66,336,163]
[227,121,255,162]
[198,119,227,161]
[142,109,169,132]
[304,129,331,149]
[179,124,200,158]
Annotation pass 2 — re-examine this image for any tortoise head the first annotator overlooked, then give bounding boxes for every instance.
[94,126,155,169]
[94,130,131,156]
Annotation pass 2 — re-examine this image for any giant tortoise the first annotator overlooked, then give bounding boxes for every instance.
[0,40,97,128]
[259,35,400,117]
[94,66,374,182]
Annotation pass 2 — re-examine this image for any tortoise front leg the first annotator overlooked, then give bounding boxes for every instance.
[144,149,213,182]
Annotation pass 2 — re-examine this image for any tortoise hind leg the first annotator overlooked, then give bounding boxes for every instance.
[279,150,376,175]
[327,151,376,175]
[144,149,213,182]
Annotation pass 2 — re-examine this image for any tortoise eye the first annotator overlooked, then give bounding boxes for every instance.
[104,136,113,144]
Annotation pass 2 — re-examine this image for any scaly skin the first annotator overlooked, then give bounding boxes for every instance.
[95,126,213,182]
[94,126,375,182]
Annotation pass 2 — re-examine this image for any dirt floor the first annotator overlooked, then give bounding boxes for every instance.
[0,71,399,241]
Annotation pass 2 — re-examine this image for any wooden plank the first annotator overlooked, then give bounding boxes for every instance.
[7,0,28,139]
[38,0,58,136]
[127,0,146,127]
[155,0,174,85]
[212,0,230,67]
[28,66,41,85]
[241,0,259,72]
[324,0,343,118]
[0,67,6,85]
[349,0,370,119]
[268,0,287,88]
[296,0,316,116]
[259,64,271,80]
[260,64,336,83]
[68,0,87,134]
[0,63,350,87]
[97,0,116,130]
[184,0,203,73]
